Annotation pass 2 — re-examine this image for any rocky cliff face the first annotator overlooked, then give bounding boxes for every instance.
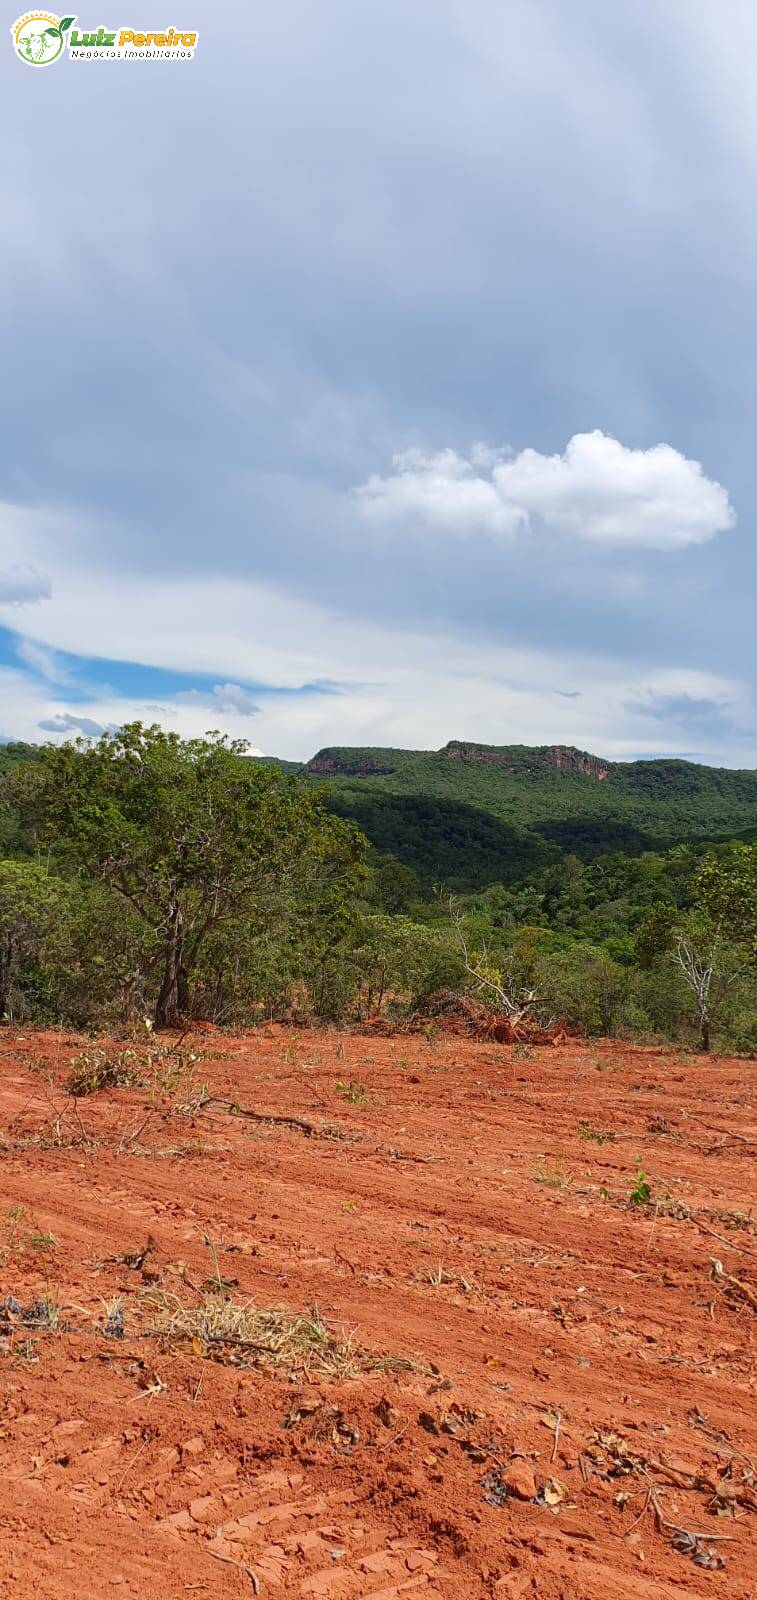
[307,753,342,774]
[307,751,396,777]
[541,746,610,779]
[444,742,611,778]
[444,742,513,767]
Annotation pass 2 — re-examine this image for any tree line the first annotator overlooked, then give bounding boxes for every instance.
[0,725,754,1051]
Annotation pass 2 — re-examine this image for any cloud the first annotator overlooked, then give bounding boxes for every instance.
[38,712,111,737]
[174,682,261,717]
[356,432,735,550]
[15,636,72,684]
[0,512,752,764]
[625,689,752,742]
[0,565,52,605]
[0,1,754,768]
[357,447,525,537]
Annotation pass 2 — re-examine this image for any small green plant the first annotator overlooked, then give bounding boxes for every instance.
[335,1079,366,1105]
[150,1049,202,1095]
[629,1163,653,1207]
[0,1207,58,1264]
[513,1043,533,1061]
[28,1227,58,1254]
[0,1204,25,1263]
[12,1337,39,1365]
[32,1294,61,1329]
[579,1120,616,1146]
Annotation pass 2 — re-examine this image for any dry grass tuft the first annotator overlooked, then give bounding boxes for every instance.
[531,1157,572,1189]
[145,1290,424,1378]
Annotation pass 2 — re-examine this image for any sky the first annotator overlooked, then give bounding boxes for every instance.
[1,0,755,765]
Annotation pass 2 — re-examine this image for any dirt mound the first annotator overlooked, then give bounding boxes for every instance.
[0,1027,754,1598]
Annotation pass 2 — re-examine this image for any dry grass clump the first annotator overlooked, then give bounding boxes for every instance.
[146,1290,421,1378]
[148,1289,360,1376]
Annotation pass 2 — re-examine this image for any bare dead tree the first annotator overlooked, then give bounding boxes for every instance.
[449,899,539,1033]
[674,933,714,1052]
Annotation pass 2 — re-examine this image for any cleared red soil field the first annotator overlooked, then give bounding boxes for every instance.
[0,1028,754,1600]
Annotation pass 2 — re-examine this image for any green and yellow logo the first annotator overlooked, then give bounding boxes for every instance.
[12,11,75,65]
[11,10,198,62]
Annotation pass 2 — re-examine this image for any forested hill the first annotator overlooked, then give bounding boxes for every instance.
[296,741,757,889]
[3,736,756,892]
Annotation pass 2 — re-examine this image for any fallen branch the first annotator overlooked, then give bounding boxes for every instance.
[202,1096,320,1138]
[689,1117,753,1146]
[208,1547,260,1594]
[550,1410,561,1464]
[695,1219,757,1260]
[710,1258,757,1312]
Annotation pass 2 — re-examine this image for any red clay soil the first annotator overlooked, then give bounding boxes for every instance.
[0,1027,754,1600]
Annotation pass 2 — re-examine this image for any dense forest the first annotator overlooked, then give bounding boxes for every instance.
[300,741,757,884]
[0,730,755,1051]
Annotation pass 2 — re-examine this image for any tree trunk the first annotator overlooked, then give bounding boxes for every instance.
[0,933,13,1022]
[177,961,190,1016]
[700,1015,711,1053]
[154,904,185,1029]
[375,967,386,1016]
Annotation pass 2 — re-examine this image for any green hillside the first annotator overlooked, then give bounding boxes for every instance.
[300,741,757,888]
[5,736,756,892]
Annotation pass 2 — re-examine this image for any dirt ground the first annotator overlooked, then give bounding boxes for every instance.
[0,1027,754,1600]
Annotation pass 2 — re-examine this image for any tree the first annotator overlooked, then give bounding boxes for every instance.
[449,900,539,1032]
[537,943,629,1036]
[673,926,716,1052]
[0,860,69,1021]
[671,914,750,1053]
[637,900,748,1052]
[365,854,422,915]
[695,844,757,958]
[349,913,445,1017]
[29,724,365,1028]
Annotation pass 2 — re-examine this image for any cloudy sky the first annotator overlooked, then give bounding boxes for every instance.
[2,0,755,764]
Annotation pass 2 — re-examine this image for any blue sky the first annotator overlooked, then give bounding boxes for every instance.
[1,0,755,764]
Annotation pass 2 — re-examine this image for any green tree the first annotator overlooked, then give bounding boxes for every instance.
[537,943,629,1036]
[636,899,751,1052]
[349,913,446,1017]
[28,724,365,1028]
[365,853,422,915]
[0,860,69,1021]
[695,843,757,957]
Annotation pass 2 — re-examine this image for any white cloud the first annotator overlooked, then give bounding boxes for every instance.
[356,431,735,550]
[0,564,51,604]
[0,585,751,767]
[15,636,71,684]
[357,447,525,537]
[0,494,751,765]
[174,682,261,717]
